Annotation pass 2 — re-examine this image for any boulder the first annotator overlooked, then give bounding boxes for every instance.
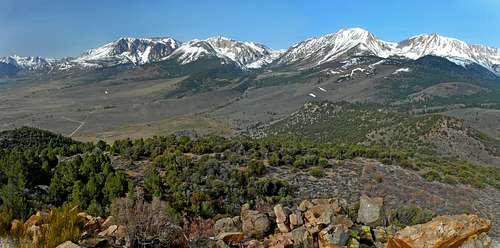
[291,226,314,248]
[304,204,335,226]
[56,241,80,248]
[333,215,353,228]
[214,216,241,234]
[318,224,350,248]
[357,195,384,227]
[217,232,245,244]
[242,209,271,238]
[387,214,491,248]
[289,211,303,229]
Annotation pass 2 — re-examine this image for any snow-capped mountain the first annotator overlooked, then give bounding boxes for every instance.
[276,28,396,67]
[71,37,181,68]
[167,36,270,68]
[0,55,56,71]
[1,28,500,76]
[395,34,500,71]
[275,28,500,75]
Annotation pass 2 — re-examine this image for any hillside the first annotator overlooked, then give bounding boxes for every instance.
[260,101,500,168]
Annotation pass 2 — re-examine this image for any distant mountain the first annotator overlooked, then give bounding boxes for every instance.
[1,28,499,76]
[166,36,271,68]
[275,28,500,75]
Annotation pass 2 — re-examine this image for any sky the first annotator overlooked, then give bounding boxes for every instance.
[1,0,500,58]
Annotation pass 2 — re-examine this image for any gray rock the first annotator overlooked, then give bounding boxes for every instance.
[357,195,384,227]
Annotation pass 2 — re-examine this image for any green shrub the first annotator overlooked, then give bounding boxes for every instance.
[310,166,325,177]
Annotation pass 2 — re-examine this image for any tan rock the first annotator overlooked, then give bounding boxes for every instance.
[299,200,314,212]
[459,232,492,248]
[277,222,290,233]
[241,209,271,238]
[274,204,289,224]
[56,241,80,248]
[115,225,127,240]
[267,233,294,248]
[387,214,491,248]
[304,204,334,226]
[334,215,353,228]
[357,195,384,227]
[289,211,304,229]
[245,239,263,248]
[101,216,114,228]
[98,224,117,237]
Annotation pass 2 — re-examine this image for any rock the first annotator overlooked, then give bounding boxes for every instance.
[318,224,350,248]
[56,241,80,248]
[102,216,114,228]
[267,233,294,248]
[373,227,388,243]
[305,222,322,234]
[214,216,241,234]
[242,209,271,238]
[217,232,245,244]
[304,204,335,226]
[277,222,290,233]
[312,198,341,213]
[387,214,491,248]
[274,204,290,224]
[245,239,262,248]
[97,224,117,237]
[357,195,384,227]
[333,215,353,228]
[299,200,314,212]
[77,212,92,221]
[459,232,492,248]
[289,211,303,229]
[291,226,314,248]
[83,217,101,233]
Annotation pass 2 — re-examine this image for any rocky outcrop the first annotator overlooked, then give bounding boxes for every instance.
[387,214,492,248]
[241,204,272,239]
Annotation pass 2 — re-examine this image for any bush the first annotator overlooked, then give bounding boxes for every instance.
[310,166,325,177]
[111,195,187,247]
[37,205,85,248]
[389,205,435,227]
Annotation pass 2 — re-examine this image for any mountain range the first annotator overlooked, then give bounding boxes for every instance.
[1,28,500,76]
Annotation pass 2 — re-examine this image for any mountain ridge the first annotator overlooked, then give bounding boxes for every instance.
[1,28,500,76]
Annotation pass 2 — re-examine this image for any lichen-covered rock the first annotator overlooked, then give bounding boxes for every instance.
[267,233,294,248]
[387,214,491,248]
[214,216,241,234]
[277,222,290,233]
[319,224,350,248]
[357,195,384,227]
[291,226,314,248]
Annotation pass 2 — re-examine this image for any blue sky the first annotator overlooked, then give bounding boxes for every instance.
[1,0,499,57]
